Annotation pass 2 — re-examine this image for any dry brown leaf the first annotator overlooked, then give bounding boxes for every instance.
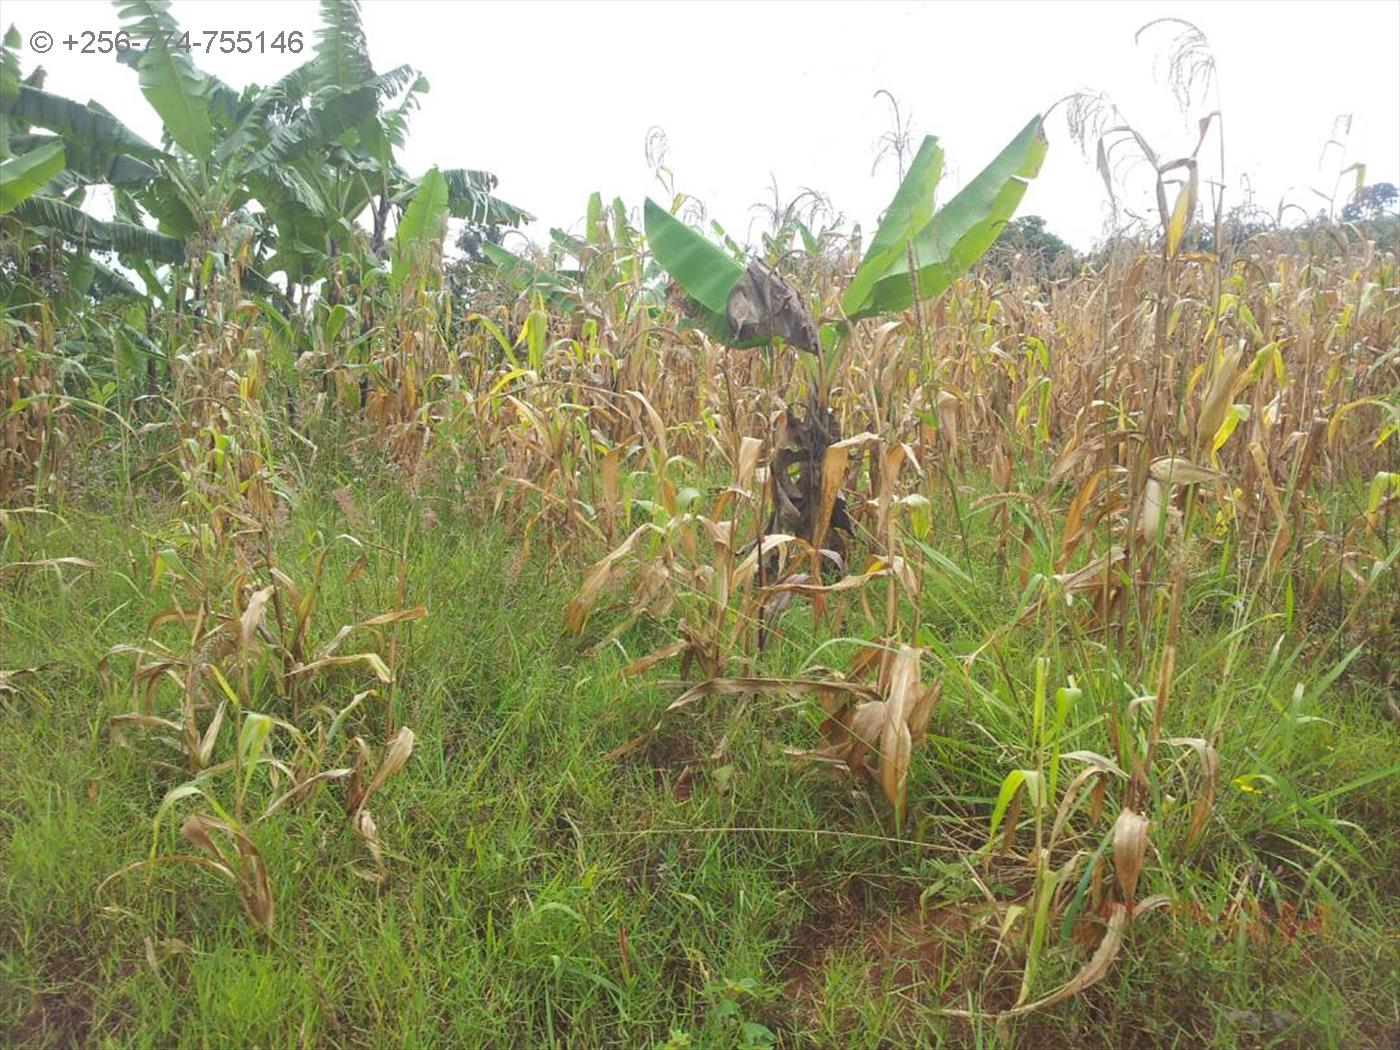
[1195,343,1243,452]
[565,524,658,634]
[0,557,97,576]
[666,676,879,717]
[357,607,429,627]
[1055,547,1126,592]
[1164,736,1221,848]
[622,640,691,678]
[760,556,916,600]
[291,652,393,683]
[237,585,276,654]
[936,390,960,461]
[624,390,669,463]
[907,680,943,748]
[1112,807,1150,906]
[877,646,921,812]
[735,436,763,494]
[1060,467,1108,567]
[355,807,385,878]
[729,533,798,591]
[1148,456,1225,486]
[992,897,1165,1020]
[1139,478,1166,544]
[352,726,415,815]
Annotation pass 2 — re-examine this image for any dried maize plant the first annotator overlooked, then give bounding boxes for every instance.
[154,228,275,441]
[343,261,457,476]
[512,385,664,557]
[560,268,936,665]
[791,643,943,818]
[295,168,478,480]
[100,541,425,925]
[967,652,1216,1024]
[98,267,428,923]
[492,388,601,554]
[433,285,677,555]
[0,313,80,506]
[580,429,940,813]
[564,432,771,677]
[479,192,665,381]
[1005,65,1399,623]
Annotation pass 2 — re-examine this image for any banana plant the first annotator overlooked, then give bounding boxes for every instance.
[113,0,388,300]
[644,114,1049,343]
[842,115,1049,318]
[639,117,1048,574]
[284,1,529,280]
[4,0,530,316]
[3,0,530,313]
[1,26,183,309]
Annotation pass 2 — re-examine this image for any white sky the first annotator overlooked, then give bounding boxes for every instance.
[6,0,1399,249]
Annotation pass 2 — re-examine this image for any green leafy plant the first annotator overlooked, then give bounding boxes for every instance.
[643,114,1048,343]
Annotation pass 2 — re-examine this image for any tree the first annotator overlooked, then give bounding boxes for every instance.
[993,215,1076,276]
[454,222,505,266]
[1194,203,1273,254]
[1341,182,1398,223]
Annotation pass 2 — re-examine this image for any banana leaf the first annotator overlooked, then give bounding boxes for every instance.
[0,143,65,213]
[4,85,163,159]
[246,88,379,170]
[8,133,158,187]
[840,135,943,317]
[850,115,1048,318]
[643,198,743,315]
[390,166,448,290]
[13,195,185,261]
[440,169,532,227]
[116,1,215,159]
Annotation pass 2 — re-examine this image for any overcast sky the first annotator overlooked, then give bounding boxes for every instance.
[7,0,1399,249]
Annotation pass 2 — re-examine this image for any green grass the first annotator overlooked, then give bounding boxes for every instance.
[2,453,1398,1048]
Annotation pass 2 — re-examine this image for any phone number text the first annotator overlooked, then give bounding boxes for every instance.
[61,30,305,55]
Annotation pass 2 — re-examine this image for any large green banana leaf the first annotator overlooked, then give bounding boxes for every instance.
[440,169,532,227]
[8,131,158,187]
[643,198,743,315]
[0,143,65,213]
[847,115,1048,318]
[247,88,380,170]
[13,195,185,260]
[116,1,215,159]
[314,0,376,92]
[391,167,448,289]
[3,86,164,187]
[839,135,944,317]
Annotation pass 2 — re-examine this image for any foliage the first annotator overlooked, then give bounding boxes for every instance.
[644,115,1050,344]
[0,1,527,317]
[2,15,1398,1050]
[993,214,1077,277]
[1341,181,1398,222]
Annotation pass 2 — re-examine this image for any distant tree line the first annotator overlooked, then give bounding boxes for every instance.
[991,181,1397,286]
